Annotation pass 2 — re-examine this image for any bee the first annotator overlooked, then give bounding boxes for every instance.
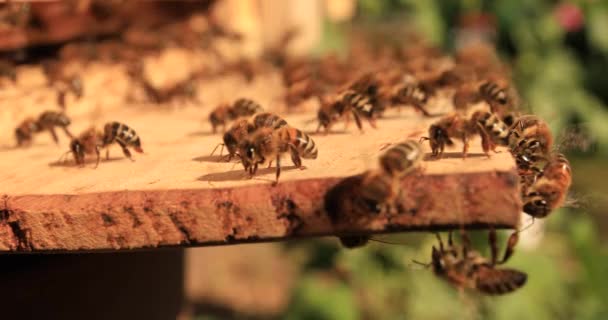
[238,125,318,184]
[522,153,572,218]
[69,127,104,167]
[208,98,263,133]
[391,83,432,116]
[102,122,144,161]
[16,111,73,146]
[326,140,423,249]
[430,231,526,295]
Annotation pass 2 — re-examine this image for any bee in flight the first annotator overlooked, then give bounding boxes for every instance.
[427,231,526,295]
[325,140,424,248]
[521,153,572,218]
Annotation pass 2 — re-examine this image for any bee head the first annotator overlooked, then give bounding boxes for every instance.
[238,141,259,173]
[70,139,85,165]
[523,192,551,218]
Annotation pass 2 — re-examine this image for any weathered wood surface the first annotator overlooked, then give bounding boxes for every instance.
[0,58,521,252]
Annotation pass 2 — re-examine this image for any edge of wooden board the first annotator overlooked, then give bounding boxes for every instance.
[0,168,521,253]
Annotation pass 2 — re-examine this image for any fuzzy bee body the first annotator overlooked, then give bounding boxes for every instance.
[522,153,572,218]
[103,122,143,160]
[379,140,423,178]
[431,232,526,295]
[208,98,263,133]
[70,127,104,167]
[15,111,73,146]
[238,121,318,183]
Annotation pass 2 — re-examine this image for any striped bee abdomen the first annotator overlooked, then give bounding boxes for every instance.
[252,112,288,130]
[233,98,263,117]
[105,122,143,152]
[379,140,423,177]
[343,90,375,117]
[284,127,318,159]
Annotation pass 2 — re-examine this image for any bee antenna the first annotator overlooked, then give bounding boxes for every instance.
[517,216,536,233]
[57,150,72,164]
[368,237,404,246]
[410,259,432,269]
[419,137,430,144]
[210,143,224,157]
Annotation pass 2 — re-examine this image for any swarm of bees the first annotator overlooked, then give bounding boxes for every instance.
[3,6,575,299]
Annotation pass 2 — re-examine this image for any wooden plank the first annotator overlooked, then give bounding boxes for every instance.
[0,54,521,252]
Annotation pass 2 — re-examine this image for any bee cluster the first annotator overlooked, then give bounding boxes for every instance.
[3,5,573,296]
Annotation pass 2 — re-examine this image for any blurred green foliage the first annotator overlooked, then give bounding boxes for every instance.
[283,1,608,320]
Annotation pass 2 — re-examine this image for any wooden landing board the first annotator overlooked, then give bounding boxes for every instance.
[0,64,521,252]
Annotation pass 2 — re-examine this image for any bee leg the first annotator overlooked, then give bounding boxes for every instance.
[460,230,471,257]
[414,102,431,117]
[106,148,110,160]
[500,231,519,264]
[274,155,281,186]
[352,111,364,133]
[489,227,498,265]
[344,113,350,130]
[117,140,134,161]
[267,161,273,168]
[478,127,493,158]
[62,126,74,139]
[462,134,469,159]
[368,117,378,129]
[48,127,60,145]
[435,233,445,251]
[94,146,101,169]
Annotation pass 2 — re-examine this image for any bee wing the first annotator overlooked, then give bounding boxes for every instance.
[475,265,527,295]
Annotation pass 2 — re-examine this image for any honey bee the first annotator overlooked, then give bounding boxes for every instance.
[238,125,318,184]
[522,153,572,218]
[15,111,73,146]
[102,122,144,161]
[69,127,104,167]
[390,83,432,116]
[430,231,526,295]
[208,98,263,133]
[326,140,423,249]
[421,113,478,158]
